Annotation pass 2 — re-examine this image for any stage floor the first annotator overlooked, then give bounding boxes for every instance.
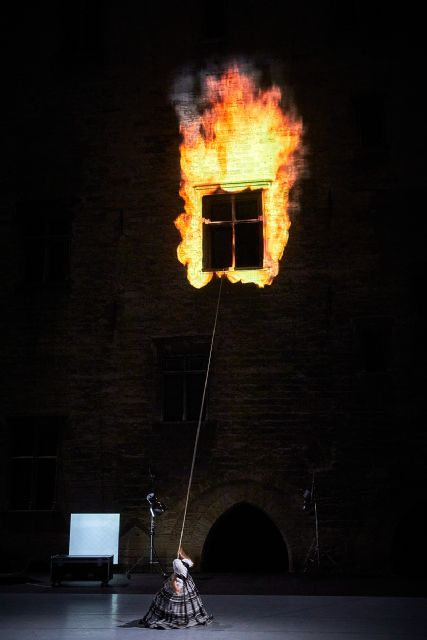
[0,591,426,639]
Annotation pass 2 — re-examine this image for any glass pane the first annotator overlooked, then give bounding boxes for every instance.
[186,355,208,371]
[163,356,185,372]
[163,374,184,420]
[204,224,232,270]
[203,195,232,222]
[186,372,206,421]
[235,222,263,268]
[235,192,261,220]
[34,459,56,509]
[10,460,33,509]
[210,201,232,222]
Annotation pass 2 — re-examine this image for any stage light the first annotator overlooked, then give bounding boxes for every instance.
[69,513,120,564]
[146,492,166,517]
[303,489,313,512]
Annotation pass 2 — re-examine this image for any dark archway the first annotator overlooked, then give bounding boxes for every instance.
[201,502,289,572]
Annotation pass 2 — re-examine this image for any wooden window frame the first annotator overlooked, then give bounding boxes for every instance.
[8,416,62,512]
[153,337,210,423]
[202,188,264,272]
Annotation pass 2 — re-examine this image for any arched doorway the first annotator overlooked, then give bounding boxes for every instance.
[201,502,289,572]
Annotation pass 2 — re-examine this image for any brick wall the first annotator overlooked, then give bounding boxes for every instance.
[0,3,425,576]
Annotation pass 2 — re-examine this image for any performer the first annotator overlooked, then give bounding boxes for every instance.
[139,547,213,629]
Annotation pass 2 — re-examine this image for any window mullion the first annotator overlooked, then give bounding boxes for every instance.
[231,195,236,270]
[260,192,264,267]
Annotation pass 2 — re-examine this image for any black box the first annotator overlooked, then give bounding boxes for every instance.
[51,554,114,586]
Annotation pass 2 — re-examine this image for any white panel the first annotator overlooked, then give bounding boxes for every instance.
[69,513,120,564]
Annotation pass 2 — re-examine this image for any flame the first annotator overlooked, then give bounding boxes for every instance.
[174,65,303,288]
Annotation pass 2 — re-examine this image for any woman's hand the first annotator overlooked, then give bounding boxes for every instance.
[171,574,182,594]
[178,546,190,561]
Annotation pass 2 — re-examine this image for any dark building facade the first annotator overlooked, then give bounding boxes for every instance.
[1,2,425,577]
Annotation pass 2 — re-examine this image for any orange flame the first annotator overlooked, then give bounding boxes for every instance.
[174,65,303,288]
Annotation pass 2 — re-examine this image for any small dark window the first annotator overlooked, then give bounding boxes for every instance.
[202,190,263,271]
[8,416,63,511]
[154,338,210,423]
[162,353,208,421]
[18,201,71,288]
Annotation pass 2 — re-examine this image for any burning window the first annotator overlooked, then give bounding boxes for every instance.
[173,65,303,288]
[202,190,263,271]
[8,416,63,511]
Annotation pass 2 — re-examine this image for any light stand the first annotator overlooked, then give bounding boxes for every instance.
[149,508,156,566]
[147,495,166,570]
[126,492,168,579]
[303,472,320,571]
[303,472,337,573]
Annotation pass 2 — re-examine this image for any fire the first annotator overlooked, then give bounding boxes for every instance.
[174,65,303,288]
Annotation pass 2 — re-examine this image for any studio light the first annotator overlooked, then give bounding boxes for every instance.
[146,492,166,517]
[303,488,313,512]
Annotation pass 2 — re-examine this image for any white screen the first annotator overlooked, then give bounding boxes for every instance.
[69,513,120,564]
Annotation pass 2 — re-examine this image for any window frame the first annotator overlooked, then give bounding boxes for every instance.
[196,182,270,275]
[153,337,210,423]
[162,353,208,422]
[7,416,63,512]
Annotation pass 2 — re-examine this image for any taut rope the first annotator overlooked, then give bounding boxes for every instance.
[177,276,223,554]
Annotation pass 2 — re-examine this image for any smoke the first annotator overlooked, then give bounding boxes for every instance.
[171,58,285,127]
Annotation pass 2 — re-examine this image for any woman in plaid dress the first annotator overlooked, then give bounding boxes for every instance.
[139,547,213,629]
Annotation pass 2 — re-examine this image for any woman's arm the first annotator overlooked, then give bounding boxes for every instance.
[178,546,192,563]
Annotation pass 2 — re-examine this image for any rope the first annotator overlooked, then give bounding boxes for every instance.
[177,276,223,555]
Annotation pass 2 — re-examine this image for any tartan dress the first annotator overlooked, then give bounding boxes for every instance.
[139,560,213,629]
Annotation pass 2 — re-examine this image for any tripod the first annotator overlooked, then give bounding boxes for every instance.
[303,473,337,573]
[126,468,168,579]
[303,473,320,571]
[126,509,168,579]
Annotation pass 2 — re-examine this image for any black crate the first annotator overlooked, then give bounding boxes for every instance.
[51,554,114,586]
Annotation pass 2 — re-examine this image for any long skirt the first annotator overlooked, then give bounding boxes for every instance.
[139,574,213,629]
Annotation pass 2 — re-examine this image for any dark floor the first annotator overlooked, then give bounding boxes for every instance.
[1,589,426,640]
